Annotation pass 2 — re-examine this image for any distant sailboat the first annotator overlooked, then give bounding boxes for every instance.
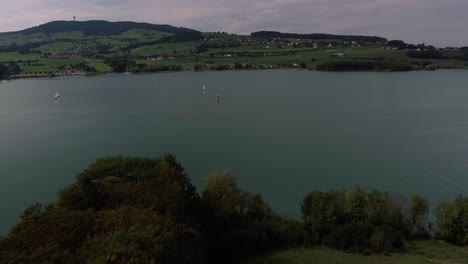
[54,92,60,100]
[203,85,206,90]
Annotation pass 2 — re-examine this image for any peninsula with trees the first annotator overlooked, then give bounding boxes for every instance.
[0,20,467,80]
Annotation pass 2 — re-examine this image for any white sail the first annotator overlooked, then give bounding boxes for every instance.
[54,92,60,99]
[203,85,206,90]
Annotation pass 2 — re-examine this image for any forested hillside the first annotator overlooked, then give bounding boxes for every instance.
[0,20,200,36]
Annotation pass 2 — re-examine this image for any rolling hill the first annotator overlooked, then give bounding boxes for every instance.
[0,20,466,78]
[0,20,200,36]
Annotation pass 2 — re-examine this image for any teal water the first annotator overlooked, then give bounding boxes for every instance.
[1,70,468,234]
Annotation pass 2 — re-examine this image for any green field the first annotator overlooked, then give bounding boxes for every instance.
[38,41,80,53]
[240,241,468,264]
[131,42,196,56]
[0,52,40,62]
[0,33,48,46]
[1,22,467,75]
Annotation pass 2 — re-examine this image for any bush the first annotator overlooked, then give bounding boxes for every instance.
[435,196,468,245]
[1,205,96,263]
[7,63,21,75]
[103,57,137,72]
[77,223,204,264]
[301,187,411,254]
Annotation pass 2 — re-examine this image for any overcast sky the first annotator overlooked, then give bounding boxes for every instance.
[1,0,467,47]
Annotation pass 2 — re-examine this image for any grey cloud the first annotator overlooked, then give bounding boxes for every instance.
[1,0,467,46]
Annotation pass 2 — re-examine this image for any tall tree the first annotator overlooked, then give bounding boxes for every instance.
[0,64,8,79]
[409,195,430,238]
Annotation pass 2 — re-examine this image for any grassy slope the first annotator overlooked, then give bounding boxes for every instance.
[240,241,468,264]
[1,27,467,74]
[132,41,194,56]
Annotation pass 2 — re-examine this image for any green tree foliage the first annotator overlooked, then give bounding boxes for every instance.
[103,58,182,73]
[435,196,468,245]
[103,57,137,72]
[134,65,183,73]
[387,40,407,49]
[0,63,20,79]
[76,207,204,264]
[316,60,413,71]
[11,20,200,37]
[251,31,387,44]
[0,159,302,264]
[159,31,204,43]
[0,155,204,264]
[0,64,8,79]
[408,195,430,238]
[7,63,21,75]
[96,43,112,54]
[301,187,409,254]
[58,155,198,218]
[4,155,465,263]
[407,49,446,59]
[203,172,247,221]
[201,172,304,263]
[1,204,96,263]
[195,42,241,54]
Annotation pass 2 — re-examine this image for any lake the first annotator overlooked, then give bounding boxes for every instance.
[1,70,468,234]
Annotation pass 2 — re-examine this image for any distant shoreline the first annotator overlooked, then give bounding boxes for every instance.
[5,66,468,81]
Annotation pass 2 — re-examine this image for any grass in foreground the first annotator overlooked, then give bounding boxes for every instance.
[240,241,468,264]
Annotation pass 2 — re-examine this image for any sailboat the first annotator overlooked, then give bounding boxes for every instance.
[54,92,60,100]
[203,85,206,90]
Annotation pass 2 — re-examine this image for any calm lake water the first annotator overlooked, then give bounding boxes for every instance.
[1,70,468,234]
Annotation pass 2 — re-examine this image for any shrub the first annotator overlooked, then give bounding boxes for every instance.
[301,187,410,253]
[435,196,468,245]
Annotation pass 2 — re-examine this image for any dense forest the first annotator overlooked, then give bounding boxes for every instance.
[315,60,413,71]
[0,64,7,79]
[0,21,203,55]
[251,31,387,44]
[103,57,182,73]
[1,20,200,37]
[0,63,21,79]
[0,155,467,263]
[407,49,447,59]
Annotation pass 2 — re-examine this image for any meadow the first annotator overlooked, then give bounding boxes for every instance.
[1,27,467,76]
[240,241,468,264]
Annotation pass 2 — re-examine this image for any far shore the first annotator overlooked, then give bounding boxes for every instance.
[6,65,468,81]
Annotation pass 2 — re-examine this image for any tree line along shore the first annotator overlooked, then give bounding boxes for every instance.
[0,155,467,264]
